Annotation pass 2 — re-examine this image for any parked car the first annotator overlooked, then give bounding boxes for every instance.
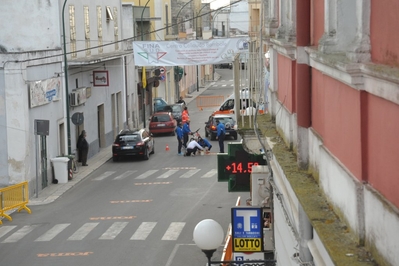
[149,112,177,136]
[216,63,232,69]
[153,97,168,112]
[112,128,154,161]
[161,103,185,123]
[204,114,238,140]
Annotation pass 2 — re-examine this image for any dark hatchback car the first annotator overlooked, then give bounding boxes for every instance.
[112,129,154,161]
[204,114,238,140]
[161,103,185,123]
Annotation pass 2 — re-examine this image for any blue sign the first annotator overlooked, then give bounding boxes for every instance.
[231,207,263,252]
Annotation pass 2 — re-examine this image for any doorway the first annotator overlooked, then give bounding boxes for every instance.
[97,104,105,148]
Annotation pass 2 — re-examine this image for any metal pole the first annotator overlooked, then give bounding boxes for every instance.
[62,0,71,155]
[141,0,151,128]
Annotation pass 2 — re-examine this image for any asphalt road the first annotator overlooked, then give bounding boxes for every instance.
[0,69,243,266]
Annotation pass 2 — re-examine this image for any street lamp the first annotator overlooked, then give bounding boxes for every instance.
[193,219,276,266]
[140,0,151,128]
[62,0,72,155]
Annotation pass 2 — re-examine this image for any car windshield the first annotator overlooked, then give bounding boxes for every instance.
[152,115,171,122]
[118,134,139,143]
[171,105,182,112]
[215,117,234,125]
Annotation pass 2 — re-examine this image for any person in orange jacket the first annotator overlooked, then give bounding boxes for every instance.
[182,106,189,124]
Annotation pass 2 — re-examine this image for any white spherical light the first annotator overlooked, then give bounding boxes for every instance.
[193,219,225,250]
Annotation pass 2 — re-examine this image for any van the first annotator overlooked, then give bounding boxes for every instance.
[212,89,256,115]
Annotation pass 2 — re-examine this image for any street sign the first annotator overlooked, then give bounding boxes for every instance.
[232,207,263,252]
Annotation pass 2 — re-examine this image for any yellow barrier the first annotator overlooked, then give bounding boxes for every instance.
[221,196,241,265]
[196,95,224,109]
[0,181,31,224]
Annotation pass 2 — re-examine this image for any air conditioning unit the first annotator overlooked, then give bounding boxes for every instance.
[69,88,87,107]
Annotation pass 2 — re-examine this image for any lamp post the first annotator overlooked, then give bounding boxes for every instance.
[193,219,276,266]
[62,0,72,155]
[140,0,151,128]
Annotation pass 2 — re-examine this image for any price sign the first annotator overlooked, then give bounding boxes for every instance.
[217,143,266,192]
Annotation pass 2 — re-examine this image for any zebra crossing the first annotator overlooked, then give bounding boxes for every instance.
[92,168,217,181]
[0,221,187,244]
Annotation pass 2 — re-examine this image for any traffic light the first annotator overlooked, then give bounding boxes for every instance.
[174,66,184,82]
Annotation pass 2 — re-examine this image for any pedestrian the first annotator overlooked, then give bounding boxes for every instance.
[182,119,192,147]
[177,96,186,106]
[77,130,89,166]
[184,139,204,157]
[216,120,226,153]
[76,131,85,163]
[175,122,184,155]
[198,137,212,153]
[182,106,189,124]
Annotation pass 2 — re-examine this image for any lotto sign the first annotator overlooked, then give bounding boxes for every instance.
[232,207,263,252]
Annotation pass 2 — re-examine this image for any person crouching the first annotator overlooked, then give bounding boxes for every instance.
[184,139,204,157]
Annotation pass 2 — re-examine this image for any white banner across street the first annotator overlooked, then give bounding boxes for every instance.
[133,38,248,66]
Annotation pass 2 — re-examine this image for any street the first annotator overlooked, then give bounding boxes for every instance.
[0,70,246,266]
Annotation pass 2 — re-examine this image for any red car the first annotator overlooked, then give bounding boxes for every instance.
[149,112,177,136]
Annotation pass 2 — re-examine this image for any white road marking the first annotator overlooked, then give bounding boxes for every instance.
[131,222,157,240]
[99,222,128,240]
[67,223,99,240]
[2,225,38,243]
[113,170,137,180]
[93,171,115,181]
[35,223,70,242]
[179,169,201,178]
[161,222,185,240]
[0,226,16,239]
[202,169,217,178]
[135,170,159,179]
[157,170,179,178]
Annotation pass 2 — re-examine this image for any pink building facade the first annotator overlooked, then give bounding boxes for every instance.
[264,0,399,264]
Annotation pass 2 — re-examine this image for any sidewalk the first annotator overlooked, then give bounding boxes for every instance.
[28,74,220,206]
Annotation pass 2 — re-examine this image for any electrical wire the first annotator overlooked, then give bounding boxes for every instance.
[1,0,245,68]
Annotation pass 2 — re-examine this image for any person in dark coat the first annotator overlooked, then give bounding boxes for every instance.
[77,130,89,166]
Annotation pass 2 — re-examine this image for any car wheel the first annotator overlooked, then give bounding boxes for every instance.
[234,134,238,140]
[211,132,216,141]
[143,148,149,160]
[113,156,118,162]
[171,131,175,136]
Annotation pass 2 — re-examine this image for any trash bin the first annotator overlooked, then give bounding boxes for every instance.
[51,157,70,184]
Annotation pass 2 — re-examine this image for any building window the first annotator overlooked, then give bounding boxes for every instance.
[69,5,77,58]
[106,6,114,21]
[97,6,103,53]
[84,6,91,56]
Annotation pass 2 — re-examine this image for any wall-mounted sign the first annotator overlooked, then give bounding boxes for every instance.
[93,71,109,86]
[29,77,61,108]
[232,207,263,252]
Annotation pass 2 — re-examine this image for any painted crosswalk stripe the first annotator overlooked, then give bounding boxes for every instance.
[93,171,115,181]
[179,169,201,178]
[202,169,217,178]
[157,170,179,179]
[0,226,16,239]
[135,170,159,179]
[130,222,156,240]
[99,222,128,240]
[161,222,185,240]
[113,170,137,180]
[2,225,38,243]
[35,224,70,242]
[67,223,99,241]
